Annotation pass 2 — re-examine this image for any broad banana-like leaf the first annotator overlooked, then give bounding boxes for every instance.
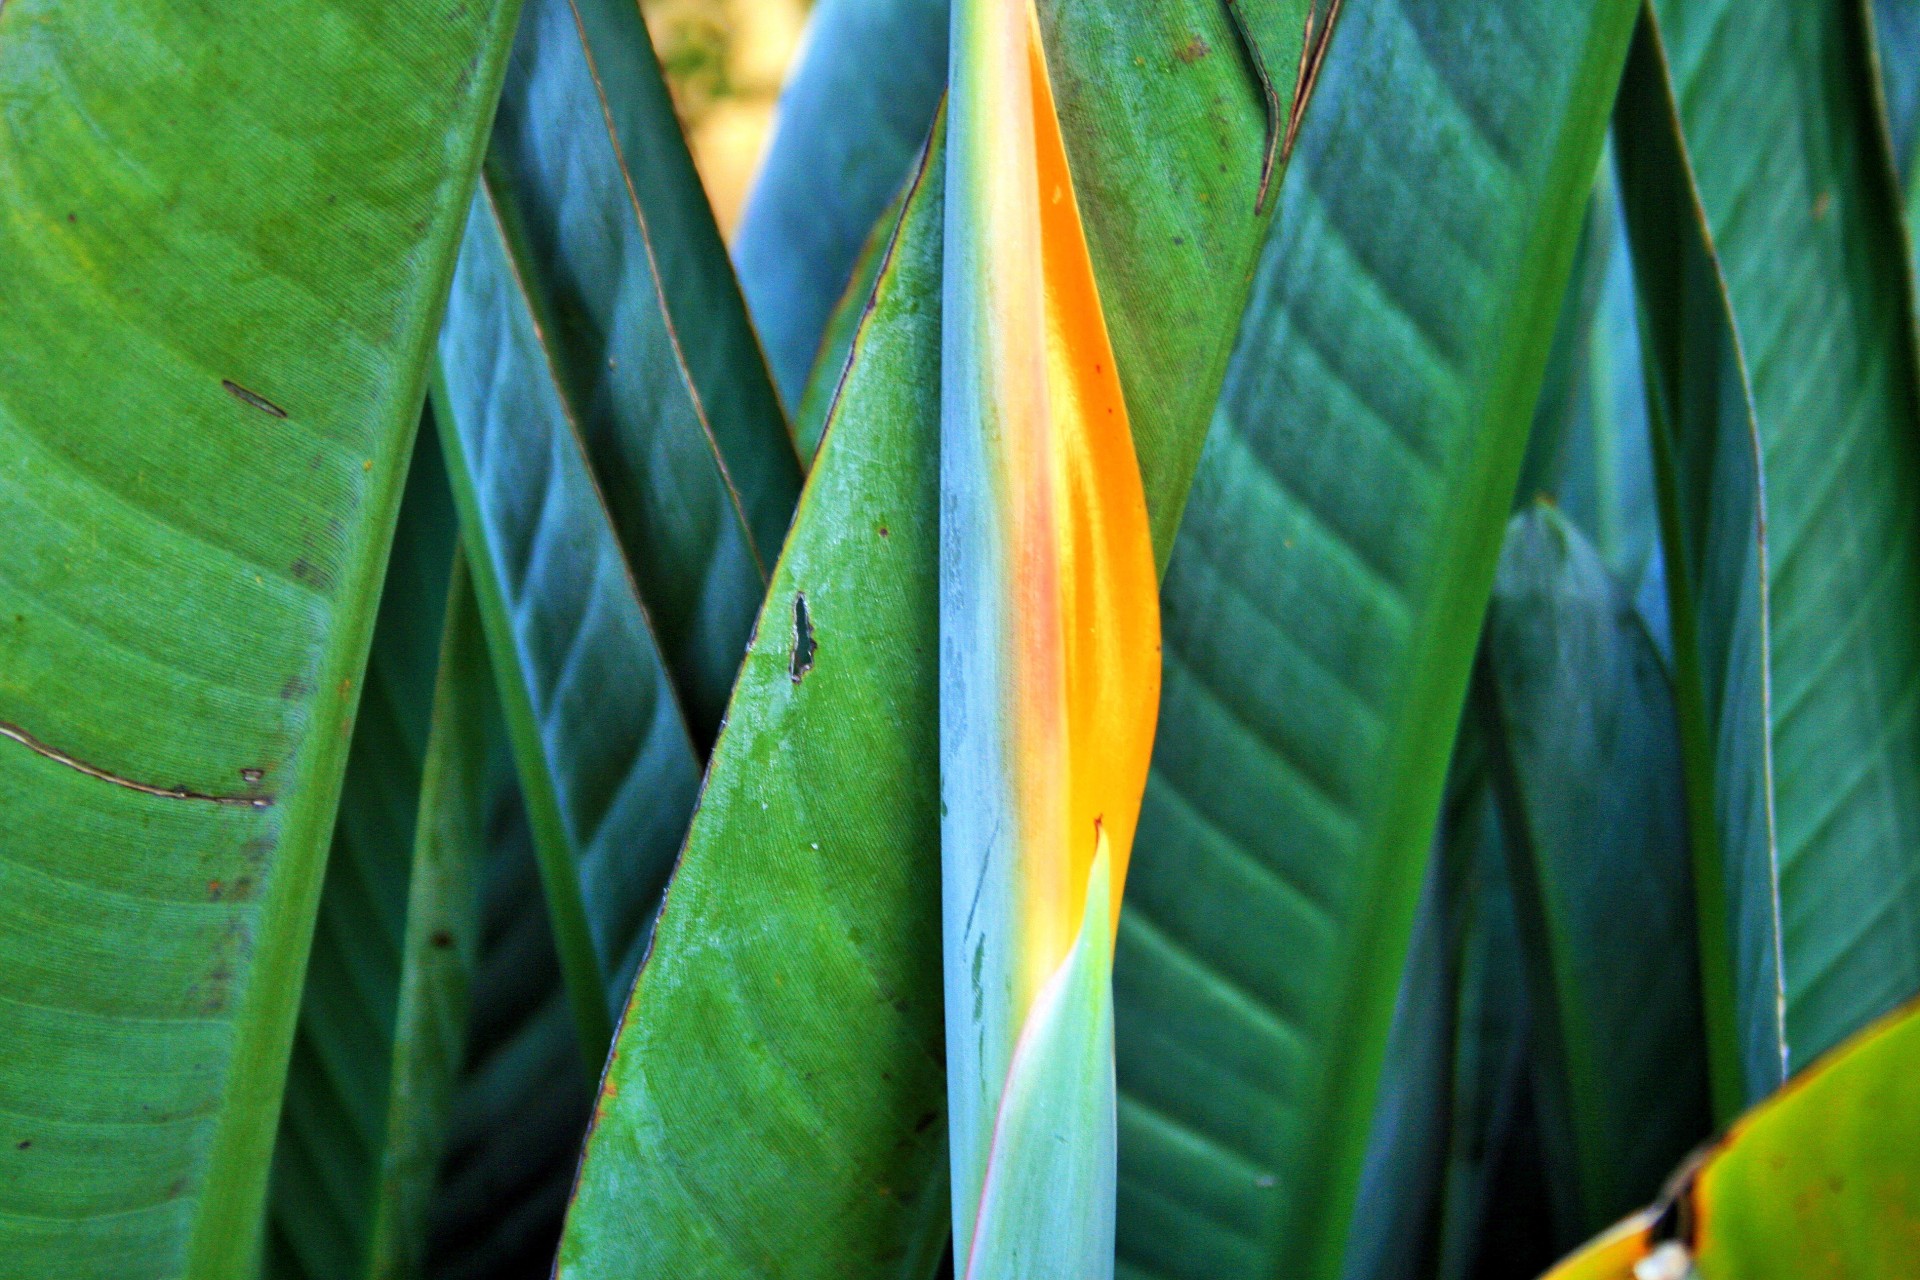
[939,0,1161,1271]
[561,122,952,1280]
[483,0,801,750]
[1614,3,1920,1112]
[0,1,518,1272]
[1481,506,1711,1242]
[1109,5,1638,1278]
[433,175,700,1061]
[263,429,479,1280]
[562,0,1320,1269]
[735,0,951,412]
[1543,997,1920,1279]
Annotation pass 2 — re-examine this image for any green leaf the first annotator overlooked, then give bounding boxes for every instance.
[734,0,950,413]
[1430,752,1535,1280]
[1871,0,1919,195]
[262,426,472,1280]
[1544,998,1920,1279]
[0,0,519,1271]
[1107,4,1639,1278]
[360,553,491,1280]
[424,774,593,1280]
[792,183,911,465]
[962,850,1118,1280]
[1519,165,1662,604]
[1481,506,1711,1241]
[433,171,701,1062]
[1338,857,1453,1280]
[484,0,801,749]
[561,123,952,1280]
[1615,1,1920,1111]
[563,0,1323,1266]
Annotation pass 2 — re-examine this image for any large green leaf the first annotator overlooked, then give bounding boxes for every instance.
[0,1,519,1272]
[483,0,801,749]
[1107,4,1637,1279]
[1615,1,1920,1111]
[1544,998,1920,1279]
[1481,506,1711,1242]
[563,0,1317,1265]
[433,174,700,1061]
[560,122,953,1280]
[734,0,950,413]
[262,428,476,1280]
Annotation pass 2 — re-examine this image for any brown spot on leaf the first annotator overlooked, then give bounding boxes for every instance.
[221,380,287,419]
[1176,35,1210,63]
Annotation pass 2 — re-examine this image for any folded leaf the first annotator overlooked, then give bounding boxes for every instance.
[0,1,519,1271]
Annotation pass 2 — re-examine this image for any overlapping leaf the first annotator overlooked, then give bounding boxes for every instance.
[1108,5,1639,1278]
[1615,2,1920,1109]
[0,1,519,1272]
[734,0,950,414]
[264,428,477,1280]
[563,0,1318,1268]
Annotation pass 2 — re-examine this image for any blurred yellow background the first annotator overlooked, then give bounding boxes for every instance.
[640,0,813,237]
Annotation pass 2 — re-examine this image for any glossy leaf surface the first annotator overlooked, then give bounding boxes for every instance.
[484,0,800,748]
[435,176,701,1059]
[0,1,518,1272]
[1109,4,1639,1278]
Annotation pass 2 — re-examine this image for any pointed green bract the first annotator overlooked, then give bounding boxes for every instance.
[1617,2,1920,1108]
[962,855,1117,1280]
[1110,4,1639,1277]
[0,0,519,1271]
[561,127,951,1280]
